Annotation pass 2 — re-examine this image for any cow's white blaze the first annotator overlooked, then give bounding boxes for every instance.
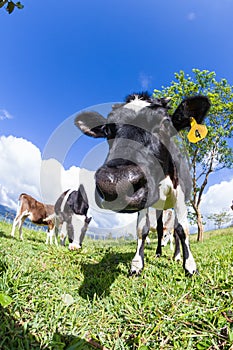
[72,214,86,243]
[123,96,151,113]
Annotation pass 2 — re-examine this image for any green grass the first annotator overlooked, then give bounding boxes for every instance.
[0,222,233,350]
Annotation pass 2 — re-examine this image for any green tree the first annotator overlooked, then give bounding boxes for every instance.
[207,210,232,230]
[0,1,23,14]
[153,69,233,242]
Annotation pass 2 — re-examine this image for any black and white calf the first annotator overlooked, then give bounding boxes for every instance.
[53,186,92,250]
[75,92,210,275]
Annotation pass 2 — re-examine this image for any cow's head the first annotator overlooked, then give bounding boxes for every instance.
[75,93,210,213]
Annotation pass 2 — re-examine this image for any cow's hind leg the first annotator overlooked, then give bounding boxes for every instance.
[175,223,197,275]
[174,215,197,275]
[155,210,163,257]
[11,215,26,240]
[130,209,150,275]
[18,216,27,240]
[173,229,181,261]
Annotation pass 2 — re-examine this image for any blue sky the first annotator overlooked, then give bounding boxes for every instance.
[1,0,233,152]
[0,0,233,228]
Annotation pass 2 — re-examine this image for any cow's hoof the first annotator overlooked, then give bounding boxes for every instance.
[184,258,197,276]
[128,268,142,277]
[173,253,181,262]
[185,268,199,277]
[69,243,81,250]
[129,258,143,276]
[155,253,161,258]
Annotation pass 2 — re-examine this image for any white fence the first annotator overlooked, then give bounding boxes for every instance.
[0,213,47,232]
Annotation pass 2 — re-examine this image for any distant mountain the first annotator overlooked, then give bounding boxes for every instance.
[0,203,47,232]
[0,204,16,220]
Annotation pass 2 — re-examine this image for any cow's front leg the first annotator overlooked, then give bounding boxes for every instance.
[173,229,181,261]
[130,209,150,275]
[174,188,197,275]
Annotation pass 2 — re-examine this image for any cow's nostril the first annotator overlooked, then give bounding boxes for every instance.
[96,183,117,202]
[133,177,147,193]
[106,158,136,168]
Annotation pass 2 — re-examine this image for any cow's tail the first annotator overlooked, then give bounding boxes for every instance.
[15,194,24,215]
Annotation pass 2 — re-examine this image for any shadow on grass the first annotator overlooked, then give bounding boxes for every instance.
[0,229,45,244]
[79,251,133,300]
[0,230,12,239]
[0,306,95,349]
[26,235,45,244]
[52,333,95,350]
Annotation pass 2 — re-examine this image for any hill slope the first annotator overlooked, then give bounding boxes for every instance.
[0,222,232,349]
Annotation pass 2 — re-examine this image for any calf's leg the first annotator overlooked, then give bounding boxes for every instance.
[11,216,19,237]
[11,214,26,240]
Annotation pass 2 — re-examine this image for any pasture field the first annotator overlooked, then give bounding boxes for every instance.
[0,221,233,350]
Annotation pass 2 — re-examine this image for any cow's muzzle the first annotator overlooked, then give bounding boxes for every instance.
[95,161,148,212]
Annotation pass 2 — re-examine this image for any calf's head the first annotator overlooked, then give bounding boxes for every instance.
[75,93,210,212]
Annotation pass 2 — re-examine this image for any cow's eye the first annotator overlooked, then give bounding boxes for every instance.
[162,118,171,129]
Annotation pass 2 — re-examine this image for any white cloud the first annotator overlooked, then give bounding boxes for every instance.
[139,72,152,90]
[0,135,41,209]
[1,135,232,236]
[0,135,137,236]
[0,109,13,120]
[201,179,233,216]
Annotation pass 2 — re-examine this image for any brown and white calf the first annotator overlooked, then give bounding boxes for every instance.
[11,193,57,244]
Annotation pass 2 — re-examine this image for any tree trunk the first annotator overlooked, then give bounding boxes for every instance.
[196,208,204,242]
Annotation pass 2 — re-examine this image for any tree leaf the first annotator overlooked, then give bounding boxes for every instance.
[6,1,15,14]
[16,1,23,9]
[0,1,8,8]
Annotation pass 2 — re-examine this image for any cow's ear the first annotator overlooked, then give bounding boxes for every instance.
[75,111,107,138]
[171,96,210,131]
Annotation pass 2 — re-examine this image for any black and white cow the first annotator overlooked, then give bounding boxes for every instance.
[75,93,210,275]
[74,92,210,275]
[53,186,92,250]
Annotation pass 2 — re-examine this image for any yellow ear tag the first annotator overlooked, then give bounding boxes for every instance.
[187,117,208,143]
